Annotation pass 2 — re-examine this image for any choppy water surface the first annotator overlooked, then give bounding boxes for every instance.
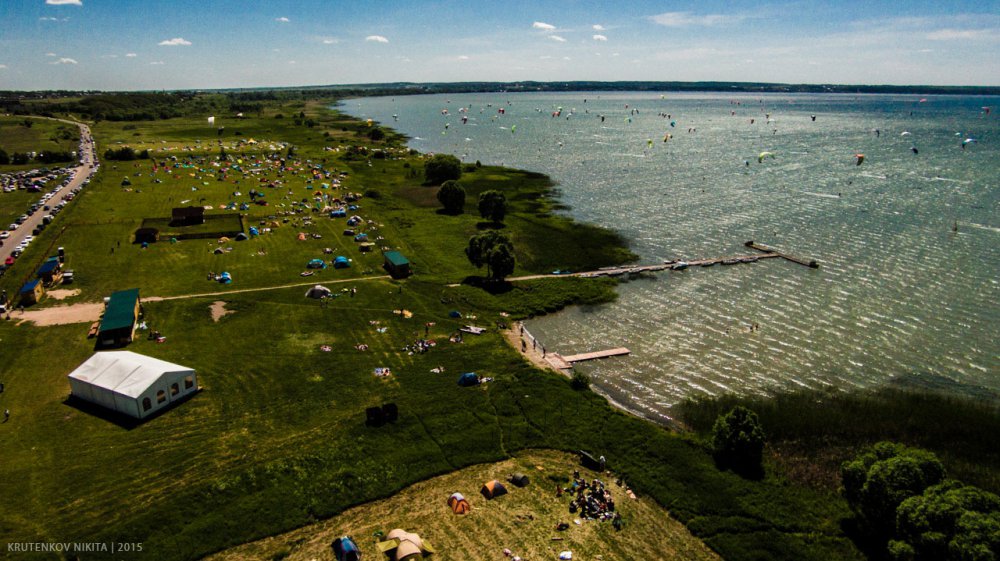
[344,92,1000,421]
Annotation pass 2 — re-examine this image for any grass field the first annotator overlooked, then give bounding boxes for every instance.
[207,449,722,561]
[0,95,948,561]
[0,115,79,172]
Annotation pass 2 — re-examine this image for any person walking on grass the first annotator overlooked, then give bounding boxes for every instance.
[3,409,9,422]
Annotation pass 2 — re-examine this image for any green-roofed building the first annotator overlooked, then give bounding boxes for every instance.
[383,251,411,279]
[98,288,141,348]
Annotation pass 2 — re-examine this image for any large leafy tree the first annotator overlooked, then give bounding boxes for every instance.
[890,481,1000,561]
[711,406,766,477]
[478,189,507,223]
[436,180,466,214]
[424,153,462,185]
[841,442,946,539]
[465,230,515,281]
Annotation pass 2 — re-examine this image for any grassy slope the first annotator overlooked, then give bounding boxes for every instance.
[207,450,722,561]
[0,115,79,171]
[0,99,864,561]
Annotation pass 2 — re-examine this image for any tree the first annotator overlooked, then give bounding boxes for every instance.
[0,149,8,165]
[841,442,946,540]
[424,154,462,185]
[436,180,466,214]
[478,190,508,223]
[368,127,386,142]
[711,406,766,477]
[890,480,1000,561]
[466,230,515,281]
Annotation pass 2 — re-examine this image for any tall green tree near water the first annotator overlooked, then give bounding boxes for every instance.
[711,405,766,477]
[424,153,462,185]
[466,230,515,281]
[436,180,466,214]
[478,190,507,224]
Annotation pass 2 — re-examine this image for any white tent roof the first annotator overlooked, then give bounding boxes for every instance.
[68,351,194,399]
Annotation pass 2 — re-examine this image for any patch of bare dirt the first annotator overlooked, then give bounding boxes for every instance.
[210,301,234,322]
[46,289,81,300]
[17,302,104,326]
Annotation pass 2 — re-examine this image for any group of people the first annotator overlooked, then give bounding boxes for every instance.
[403,338,435,355]
[559,471,620,526]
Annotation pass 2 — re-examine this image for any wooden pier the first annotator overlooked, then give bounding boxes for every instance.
[546,347,631,371]
[506,240,818,282]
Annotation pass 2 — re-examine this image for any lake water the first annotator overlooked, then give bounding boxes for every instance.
[343,92,1000,422]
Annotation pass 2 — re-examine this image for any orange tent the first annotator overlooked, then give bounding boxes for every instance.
[447,492,470,514]
[480,480,508,500]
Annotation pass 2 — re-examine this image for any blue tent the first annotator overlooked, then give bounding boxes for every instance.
[330,209,347,218]
[331,536,360,561]
[458,372,480,387]
[248,226,259,236]
[449,310,462,318]
[219,272,232,284]
[354,233,369,242]
[333,256,350,268]
[307,259,327,269]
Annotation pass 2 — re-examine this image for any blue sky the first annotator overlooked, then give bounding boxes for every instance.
[1,0,998,90]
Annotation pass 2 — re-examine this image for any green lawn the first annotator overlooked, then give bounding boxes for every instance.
[0,115,79,171]
[0,98,870,561]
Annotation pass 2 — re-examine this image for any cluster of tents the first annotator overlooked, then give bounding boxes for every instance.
[447,474,530,514]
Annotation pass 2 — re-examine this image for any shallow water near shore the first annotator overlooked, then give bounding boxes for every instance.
[344,92,1000,422]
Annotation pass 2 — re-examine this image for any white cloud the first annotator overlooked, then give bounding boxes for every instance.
[926,28,998,40]
[150,61,164,65]
[101,54,118,59]
[365,35,389,43]
[51,57,78,65]
[593,34,607,41]
[593,24,605,31]
[539,55,553,60]
[158,37,192,46]
[0,64,7,69]
[549,35,566,42]
[321,37,338,44]
[45,52,57,57]
[648,12,741,27]
[562,56,571,60]
[533,21,556,31]
[126,53,137,57]
[276,17,290,23]
[39,17,68,21]
[458,55,469,60]
[288,60,296,64]
[46,0,82,5]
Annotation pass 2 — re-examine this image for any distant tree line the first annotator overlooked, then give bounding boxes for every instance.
[0,147,74,165]
[103,147,149,161]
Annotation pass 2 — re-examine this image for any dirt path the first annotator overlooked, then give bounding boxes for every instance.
[144,275,391,302]
[502,321,567,376]
[16,302,103,326]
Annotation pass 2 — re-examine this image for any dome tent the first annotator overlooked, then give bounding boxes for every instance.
[480,480,507,500]
[447,492,470,514]
[305,285,332,299]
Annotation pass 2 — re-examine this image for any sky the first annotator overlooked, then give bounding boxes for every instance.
[1,0,998,91]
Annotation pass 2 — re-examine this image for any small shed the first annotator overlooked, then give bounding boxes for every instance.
[171,206,205,226]
[98,288,141,348]
[36,257,63,285]
[134,227,160,244]
[383,251,411,279]
[19,279,44,306]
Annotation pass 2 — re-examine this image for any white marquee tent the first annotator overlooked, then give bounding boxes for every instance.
[67,351,198,419]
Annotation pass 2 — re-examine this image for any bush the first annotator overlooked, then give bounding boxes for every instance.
[424,154,462,185]
[570,372,591,391]
[712,406,766,477]
[437,180,466,214]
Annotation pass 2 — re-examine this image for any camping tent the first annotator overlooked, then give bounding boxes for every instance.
[331,536,361,561]
[447,492,470,514]
[219,272,232,284]
[579,450,602,471]
[377,529,434,561]
[480,480,508,500]
[305,285,332,299]
[333,256,350,269]
[234,232,249,241]
[510,473,530,488]
[457,372,480,387]
[307,258,328,269]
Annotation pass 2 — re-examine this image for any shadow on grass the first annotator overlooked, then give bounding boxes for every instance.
[435,208,464,216]
[475,221,506,230]
[461,276,514,295]
[63,390,202,430]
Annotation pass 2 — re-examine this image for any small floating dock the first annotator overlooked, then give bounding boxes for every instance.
[563,347,631,363]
